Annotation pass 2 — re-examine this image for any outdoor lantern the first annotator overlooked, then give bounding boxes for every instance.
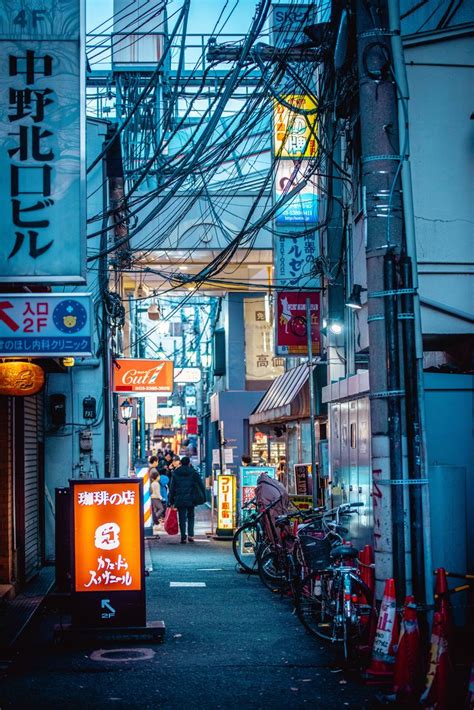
[120,398,133,423]
[147,303,160,321]
[0,361,45,397]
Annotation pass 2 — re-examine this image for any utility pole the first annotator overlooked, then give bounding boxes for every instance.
[356,0,409,601]
[306,298,318,508]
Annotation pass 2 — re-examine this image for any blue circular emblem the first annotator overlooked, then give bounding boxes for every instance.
[53,300,87,334]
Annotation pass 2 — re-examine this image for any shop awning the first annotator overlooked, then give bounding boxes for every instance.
[249,363,313,425]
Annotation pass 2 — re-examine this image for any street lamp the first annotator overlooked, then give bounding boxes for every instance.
[345,284,365,310]
[120,398,133,423]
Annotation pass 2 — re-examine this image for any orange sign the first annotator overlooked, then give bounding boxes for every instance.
[113,358,174,393]
[73,480,143,593]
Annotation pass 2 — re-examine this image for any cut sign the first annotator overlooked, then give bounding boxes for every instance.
[113,358,174,394]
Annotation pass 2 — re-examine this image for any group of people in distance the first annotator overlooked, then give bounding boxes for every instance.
[148,449,206,544]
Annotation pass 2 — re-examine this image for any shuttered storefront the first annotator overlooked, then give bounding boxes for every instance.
[23,395,43,581]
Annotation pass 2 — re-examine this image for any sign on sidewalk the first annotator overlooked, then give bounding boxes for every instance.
[71,478,146,628]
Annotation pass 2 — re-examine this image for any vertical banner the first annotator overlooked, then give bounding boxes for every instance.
[273,95,318,159]
[275,290,321,356]
[243,299,284,385]
[71,479,146,628]
[217,473,236,535]
[0,0,85,283]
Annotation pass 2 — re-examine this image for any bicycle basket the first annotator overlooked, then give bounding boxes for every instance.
[299,534,331,571]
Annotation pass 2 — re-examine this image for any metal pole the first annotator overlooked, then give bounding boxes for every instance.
[356,0,407,599]
[387,0,434,612]
[306,298,318,508]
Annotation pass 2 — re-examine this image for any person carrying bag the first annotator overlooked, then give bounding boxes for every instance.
[168,456,206,543]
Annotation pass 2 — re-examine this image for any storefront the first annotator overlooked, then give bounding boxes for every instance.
[249,363,327,494]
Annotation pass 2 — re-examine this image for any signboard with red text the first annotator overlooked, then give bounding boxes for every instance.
[217,473,236,534]
[71,479,145,628]
[113,358,174,394]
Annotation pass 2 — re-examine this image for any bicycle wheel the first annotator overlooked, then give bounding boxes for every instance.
[295,570,340,640]
[257,544,289,592]
[232,522,261,573]
[295,570,373,655]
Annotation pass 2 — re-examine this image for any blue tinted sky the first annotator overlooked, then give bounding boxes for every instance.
[86,0,262,34]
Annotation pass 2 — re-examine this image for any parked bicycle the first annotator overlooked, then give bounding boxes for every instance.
[232,497,283,573]
[294,502,373,661]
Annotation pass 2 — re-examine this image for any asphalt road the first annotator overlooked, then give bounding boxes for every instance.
[1,519,378,709]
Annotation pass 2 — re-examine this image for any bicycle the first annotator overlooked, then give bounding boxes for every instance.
[257,506,327,594]
[294,502,373,662]
[232,497,283,573]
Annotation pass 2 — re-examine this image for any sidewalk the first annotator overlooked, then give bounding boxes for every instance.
[0,566,55,652]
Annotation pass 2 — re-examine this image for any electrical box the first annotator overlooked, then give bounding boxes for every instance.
[79,430,93,452]
[50,394,66,427]
[82,396,96,420]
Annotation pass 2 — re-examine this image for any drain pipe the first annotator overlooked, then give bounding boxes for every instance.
[387,0,433,611]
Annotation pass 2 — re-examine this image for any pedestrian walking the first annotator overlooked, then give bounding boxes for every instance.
[150,469,165,534]
[168,456,206,543]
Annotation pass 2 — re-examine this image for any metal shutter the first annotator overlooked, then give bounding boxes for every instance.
[23,395,41,581]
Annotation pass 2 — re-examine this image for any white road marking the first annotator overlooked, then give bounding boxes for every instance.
[169,582,206,588]
[196,568,223,571]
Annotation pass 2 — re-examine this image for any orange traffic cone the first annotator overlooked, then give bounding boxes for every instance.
[364,578,399,683]
[393,596,424,701]
[421,611,450,709]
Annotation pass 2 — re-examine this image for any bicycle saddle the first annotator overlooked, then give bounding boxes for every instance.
[330,544,358,560]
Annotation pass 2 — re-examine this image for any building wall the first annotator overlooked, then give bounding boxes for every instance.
[44,118,109,561]
[0,397,13,585]
[404,31,474,335]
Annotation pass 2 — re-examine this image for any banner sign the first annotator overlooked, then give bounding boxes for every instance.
[113,359,174,394]
[274,95,317,159]
[243,299,284,384]
[294,463,312,495]
[0,293,92,356]
[0,0,85,283]
[270,3,323,47]
[174,367,201,384]
[217,473,236,533]
[71,478,146,628]
[274,232,319,289]
[238,465,275,512]
[276,290,320,356]
[275,160,319,226]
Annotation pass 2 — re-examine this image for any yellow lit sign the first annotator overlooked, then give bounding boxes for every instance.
[217,474,236,531]
[273,95,318,159]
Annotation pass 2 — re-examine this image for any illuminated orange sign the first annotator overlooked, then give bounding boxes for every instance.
[217,474,236,531]
[73,480,143,593]
[113,358,174,394]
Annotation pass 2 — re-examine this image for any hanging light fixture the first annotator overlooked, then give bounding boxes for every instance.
[147,302,160,321]
[120,398,133,423]
[345,284,365,310]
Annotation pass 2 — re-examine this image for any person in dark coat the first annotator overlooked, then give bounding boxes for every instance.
[168,456,206,543]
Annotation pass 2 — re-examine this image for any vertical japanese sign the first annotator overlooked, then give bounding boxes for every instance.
[275,290,321,356]
[0,0,85,283]
[243,299,284,385]
[273,95,317,159]
[275,161,319,227]
[71,479,146,628]
[217,473,236,534]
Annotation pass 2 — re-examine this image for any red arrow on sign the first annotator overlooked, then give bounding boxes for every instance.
[0,301,20,332]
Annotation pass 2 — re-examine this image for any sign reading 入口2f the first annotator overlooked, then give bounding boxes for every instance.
[0,0,85,283]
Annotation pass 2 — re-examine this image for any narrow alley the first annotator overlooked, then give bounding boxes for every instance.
[1,508,375,709]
